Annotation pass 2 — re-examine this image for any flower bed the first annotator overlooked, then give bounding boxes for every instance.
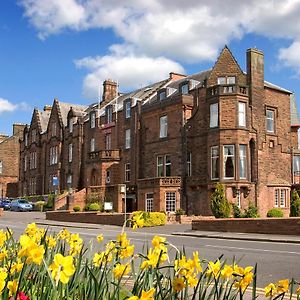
[0,213,299,299]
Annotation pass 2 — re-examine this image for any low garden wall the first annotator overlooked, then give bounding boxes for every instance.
[192,217,300,235]
[46,211,131,226]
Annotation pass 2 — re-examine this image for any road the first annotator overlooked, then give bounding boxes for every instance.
[0,211,300,288]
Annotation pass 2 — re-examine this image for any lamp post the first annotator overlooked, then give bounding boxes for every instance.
[120,184,127,224]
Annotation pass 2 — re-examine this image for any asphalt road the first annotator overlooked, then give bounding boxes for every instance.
[1,211,300,288]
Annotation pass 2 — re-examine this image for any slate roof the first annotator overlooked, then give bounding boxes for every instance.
[57,102,88,126]
[264,81,292,94]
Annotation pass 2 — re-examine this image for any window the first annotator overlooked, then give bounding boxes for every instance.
[50,146,58,165]
[32,129,36,143]
[293,156,300,174]
[106,106,112,124]
[238,102,246,127]
[106,171,110,184]
[157,155,171,177]
[146,193,154,212]
[181,83,189,95]
[275,189,287,208]
[157,156,164,177]
[105,134,111,150]
[0,161,2,174]
[30,152,37,169]
[90,138,95,152]
[125,101,131,118]
[90,112,96,128]
[159,115,168,138]
[25,133,28,146]
[68,143,73,162]
[159,91,166,101]
[69,118,73,133]
[239,145,247,179]
[165,192,176,212]
[224,145,235,179]
[125,129,131,149]
[125,163,130,182]
[236,190,241,208]
[210,103,218,128]
[217,76,235,84]
[187,152,192,176]
[266,109,275,133]
[211,146,219,180]
[67,174,72,186]
[51,123,56,137]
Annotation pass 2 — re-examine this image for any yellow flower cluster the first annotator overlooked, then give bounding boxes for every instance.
[128,287,155,300]
[264,279,289,297]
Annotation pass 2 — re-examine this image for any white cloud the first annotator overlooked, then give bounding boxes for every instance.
[19,0,300,92]
[278,41,300,75]
[0,98,31,115]
[75,47,185,99]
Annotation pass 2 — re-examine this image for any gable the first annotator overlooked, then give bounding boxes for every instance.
[207,46,246,86]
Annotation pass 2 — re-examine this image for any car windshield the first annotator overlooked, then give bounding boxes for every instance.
[18,200,28,204]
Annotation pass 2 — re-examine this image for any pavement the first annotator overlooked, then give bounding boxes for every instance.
[34,217,300,244]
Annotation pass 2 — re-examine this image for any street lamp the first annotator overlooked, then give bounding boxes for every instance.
[120,184,127,224]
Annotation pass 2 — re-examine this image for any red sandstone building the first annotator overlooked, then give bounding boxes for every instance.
[19,47,300,216]
[0,124,25,198]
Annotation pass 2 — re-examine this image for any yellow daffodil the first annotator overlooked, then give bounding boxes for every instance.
[68,233,83,256]
[172,277,186,292]
[10,260,23,275]
[276,279,289,294]
[58,228,71,240]
[49,253,75,285]
[128,288,155,300]
[192,251,202,273]
[0,230,8,247]
[113,263,130,279]
[132,213,144,229]
[141,248,168,269]
[152,236,166,250]
[0,249,7,261]
[25,223,38,236]
[46,236,57,249]
[187,274,198,287]
[7,280,18,296]
[206,260,221,278]
[265,283,277,297]
[221,264,234,279]
[26,244,45,265]
[120,244,135,259]
[97,234,104,243]
[0,268,7,293]
[296,286,300,295]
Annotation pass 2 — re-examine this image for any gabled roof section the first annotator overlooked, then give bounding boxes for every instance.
[290,93,300,126]
[264,81,292,94]
[207,45,245,86]
[38,109,51,133]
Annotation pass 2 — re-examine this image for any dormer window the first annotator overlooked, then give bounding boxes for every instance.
[217,76,236,85]
[181,83,189,95]
[90,112,96,128]
[159,90,166,101]
[106,106,112,124]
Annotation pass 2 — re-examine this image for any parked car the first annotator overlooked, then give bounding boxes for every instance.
[10,199,33,212]
[0,199,11,210]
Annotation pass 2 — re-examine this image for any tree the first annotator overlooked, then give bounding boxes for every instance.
[290,189,300,217]
[210,183,231,218]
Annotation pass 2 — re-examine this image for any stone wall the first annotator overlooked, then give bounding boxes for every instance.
[192,218,300,235]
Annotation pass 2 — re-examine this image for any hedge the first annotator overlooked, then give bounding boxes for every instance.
[132,211,166,227]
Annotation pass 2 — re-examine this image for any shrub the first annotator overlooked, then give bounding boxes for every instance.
[73,205,81,212]
[232,204,242,218]
[132,211,166,227]
[34,201,46,212]
[242,202,259,218]
[210,183,231,218]
[290,189,300,217]
[44,194,55,209]
[88,202,100,211]
[175,208,185,216]
[267,208,284,218]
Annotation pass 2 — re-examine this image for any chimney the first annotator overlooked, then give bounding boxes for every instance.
[247,48,264,105]
[13,123,26,136]
[44,105,52,112]
[169,72,186,81]
[102,79,117,106]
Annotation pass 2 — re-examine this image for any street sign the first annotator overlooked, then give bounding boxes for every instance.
[104,202,113,211]
[52,176,59,186]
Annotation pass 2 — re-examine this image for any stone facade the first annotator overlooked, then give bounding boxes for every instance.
[0,124,25,198]
[18,47,300,216]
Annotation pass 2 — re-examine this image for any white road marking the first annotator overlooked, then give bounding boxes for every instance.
[205,244,300,255]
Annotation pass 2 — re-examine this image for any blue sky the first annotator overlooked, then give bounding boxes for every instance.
[1,0,300,135]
